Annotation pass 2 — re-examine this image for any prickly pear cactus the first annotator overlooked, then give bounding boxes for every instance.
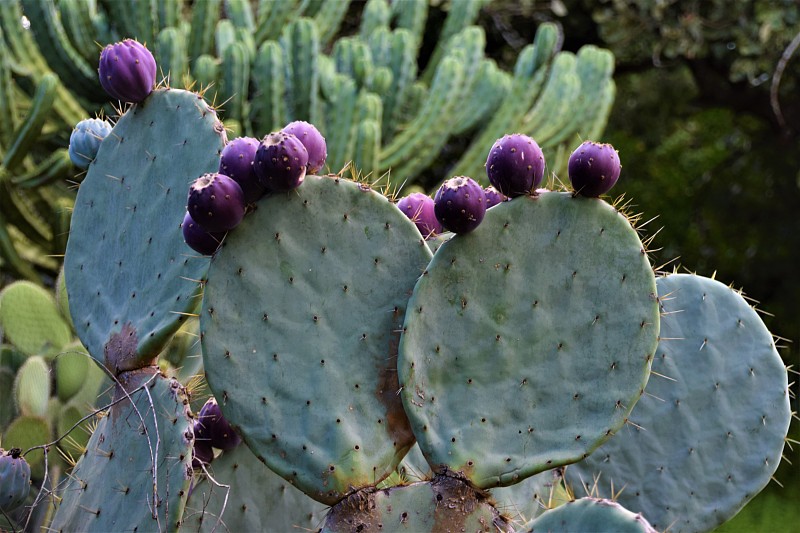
[64,88,226,374]
[0,280,72,357]
[179,442,328,532]
[50,369,194,532]
[322,475,512,533]
[201,175,433,504]
[565,273,792,533]
[521,497,657,533]
[398,192,660,489]
[0,448,31,513]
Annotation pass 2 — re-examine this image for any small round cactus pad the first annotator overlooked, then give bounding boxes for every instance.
[50,369,194,532]
[398,192,660,489]
[201,175,433,505]
[522,497,657,533]
[64,88,226,373]
[565,273,791,533]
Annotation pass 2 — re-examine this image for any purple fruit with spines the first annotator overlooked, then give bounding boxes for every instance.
[98,39,157,104]
[191,421,214,469]
[568,141,621,197]
[434,176,487,234]
[187,173,246,232]
[0,448,30,512]
[196,397,241,451]
[181,211,226,256]
[254,132,308,192]
[485,133,545,197]
[281,121,327,174]
[483,186,506,209]
[219,137,266,203]
[397,192,443,239]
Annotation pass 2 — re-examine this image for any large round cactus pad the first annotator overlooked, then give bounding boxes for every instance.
[64,88,226,373]
[179,442,328,532]
[522,498,656,533]
[201,176,433,504]
[50,369,194,532]
[398,192,659,488]
[565,274,791,533]
[322,476,512,533]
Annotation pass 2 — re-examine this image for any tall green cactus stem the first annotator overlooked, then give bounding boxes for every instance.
[322,476,513,533]
[50,369,194,532]
[251,41,286,134]
[359,0,391,40]
[158,0,182,32]
[64,88,226,374]
[0,31,18,147]
[201,176,433,505]
[391,0,427,47]
[190,54,219,102]
[522,498,657,533]
[519,52,580,146]
[0,280,72,356]
[220,41,250,129]
[398,192,659,489]
[179,441,328,532]
[419,0,485,84]
[333,37,375,90]
[188,0,220,65]
[214,19,236,58]
[281,18,321,124]
[353,119,381,180]
[324,74,358,172]
[451,23,559,179]
[20,0,104,101]
[225,0,255,31]
[59,0,100,62]
[371,29,417,142]
[313,0,351,46]
[451,59,511,135]
[254,0,299,45]
[378,56,465,184]
[565,273,792,533]
[1,73,57,171]
[156,26,189,85]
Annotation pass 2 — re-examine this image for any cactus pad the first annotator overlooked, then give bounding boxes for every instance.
[565,273,792,532]
[50,369,194,532]
[0,281,71,356]
[522,497,656,533]
[179,442,328,532]
[398,192,659,489]
[322,475,512,533]
[201,175,432,504]
[64,88,226,374]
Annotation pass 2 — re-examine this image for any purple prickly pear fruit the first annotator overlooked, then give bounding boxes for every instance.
[219,137,266,203]
[485,133,545,197]
[98,39,157,103]
[187,173,246,232]
[397,192,443,239]
[434,176,487,234]
[0,448,31,512]
[483,186,507,209]
[281,121,327,174]
[191,422,215,469]
[196,397,241,451]
[181,211,226,255]
[253,132,309,192]
[568,141,621,197]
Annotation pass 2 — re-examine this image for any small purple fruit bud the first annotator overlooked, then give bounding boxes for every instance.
[485,133,545,197]
[483,186,507,209]
[192,421,214,469]
[281,121,327,174]
[434,176,487,234]
[181,211,225,256]
[98,39,157,103]
[187,173,246,232]
[254,132,308,192]
[568,141,621,197]
[397,193,442,239]
[196,397,241,451]
[219,137,266,203]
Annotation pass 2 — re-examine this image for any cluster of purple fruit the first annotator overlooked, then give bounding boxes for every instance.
[182,121,327,255]
[396,134,621,237]
[191,397,242,469]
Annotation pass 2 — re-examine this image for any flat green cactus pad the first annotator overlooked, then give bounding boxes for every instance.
[0,281,71,356]
[179,443,328,532]
[50,369,194,532]
[323,475,512,533]
[521,497,656,533]
[64,88,226,374]
[565,273,792,533]
[2,415,51,480]
[398,192,659,489]
[490,469,563,525]
[201,175,433,504]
